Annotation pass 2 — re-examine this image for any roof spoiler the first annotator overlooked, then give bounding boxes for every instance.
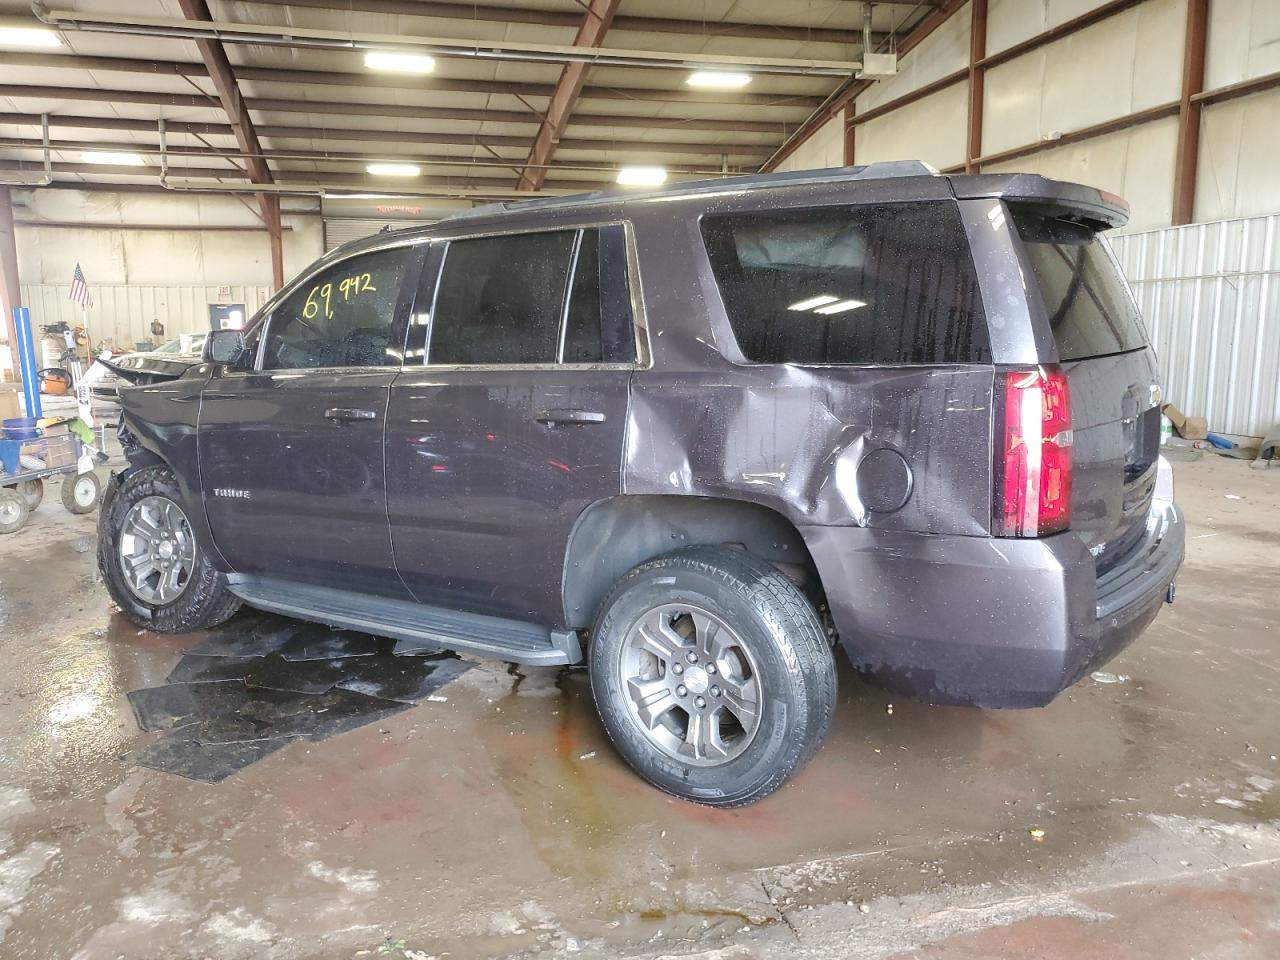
[950,173,1130,230]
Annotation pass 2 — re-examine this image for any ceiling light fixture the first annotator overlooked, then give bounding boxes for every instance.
[813,298,867,315]
[364,51,435,73]
[616,166,667,187]
[81,151,144,166]
[367,162,422,177]
[788,295,839,312]
[686,71,752,89]
[0,26,62,47]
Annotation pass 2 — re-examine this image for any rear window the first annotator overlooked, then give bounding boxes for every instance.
[1014,210,1148,361]
[700,202,989,365]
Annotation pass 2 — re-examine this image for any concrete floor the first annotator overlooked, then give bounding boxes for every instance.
[0,456,1277,960]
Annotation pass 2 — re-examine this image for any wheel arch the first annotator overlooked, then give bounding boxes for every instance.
[561,494,823,630]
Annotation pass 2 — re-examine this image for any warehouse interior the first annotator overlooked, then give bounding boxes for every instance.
[0,1,1278,959]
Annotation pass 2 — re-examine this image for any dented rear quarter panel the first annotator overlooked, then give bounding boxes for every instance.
[620,190,1003,538]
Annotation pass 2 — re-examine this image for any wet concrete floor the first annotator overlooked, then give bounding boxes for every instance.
[0,456,1277,959]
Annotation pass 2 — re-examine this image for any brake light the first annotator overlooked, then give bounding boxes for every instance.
[994,365,1072,537]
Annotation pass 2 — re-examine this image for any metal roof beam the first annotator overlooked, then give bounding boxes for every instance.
[237,0,893,46]
[0,113,774,160]
[36,8,862,77]
[0,51,826,109]
[175,0,283,286]
[0,84,797,134]
[518,0,621,193]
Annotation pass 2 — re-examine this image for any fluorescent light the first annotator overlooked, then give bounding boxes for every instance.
[81,151,144,166]
[366,163,421,177]
[788,295,839,312]
[0,26,61,48]
[364,51,435,74]
[813,298,867,315]
[616,166,667,187]
[686,71,751,89]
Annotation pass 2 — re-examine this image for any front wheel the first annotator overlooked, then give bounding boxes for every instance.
[589,546,836,807]
[98,465,241,632]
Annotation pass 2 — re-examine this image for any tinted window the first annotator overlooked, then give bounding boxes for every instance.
[561,226,636,364]
[1014,211,1148,361]
[263,248,410,370]
[430,231,576,364]
[701,202,989,365]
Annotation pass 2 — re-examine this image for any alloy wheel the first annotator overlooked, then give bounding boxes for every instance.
[118,495,196,605]
[619,603,762,766]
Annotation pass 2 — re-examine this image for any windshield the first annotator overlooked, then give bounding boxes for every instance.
[1013,208,1148,361]
[152,339,182,355]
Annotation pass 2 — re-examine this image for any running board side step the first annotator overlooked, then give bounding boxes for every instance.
[225,576,582,666]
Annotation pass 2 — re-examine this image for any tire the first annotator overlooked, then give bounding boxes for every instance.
[589,545,836,807]
[61,472,101,515]
[98,464,241,632]
[0,488,30,535]
[5,479,44,511]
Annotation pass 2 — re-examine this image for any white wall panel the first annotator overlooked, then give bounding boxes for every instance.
[987,0,1118,55]
[1194,87,1280,223]
[984,116,1179,231]
[1112,214,1280,438]
[983,0,1183,155]
[855,82,969,171]
[13,188,324,287]
[18,282,273,353]
[1205,0,1280,88]
[775,114,844,173]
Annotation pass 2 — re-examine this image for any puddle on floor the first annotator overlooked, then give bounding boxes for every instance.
[124,611,472,782]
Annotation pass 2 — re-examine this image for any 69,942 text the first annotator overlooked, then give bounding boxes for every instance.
[302,272,377,320]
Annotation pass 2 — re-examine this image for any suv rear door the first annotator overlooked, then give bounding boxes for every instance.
[385,224,638,626]
[199,243,424,598]
[1012,209,1161,568]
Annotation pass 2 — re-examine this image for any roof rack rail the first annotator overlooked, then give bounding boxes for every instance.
[446,160,940,222]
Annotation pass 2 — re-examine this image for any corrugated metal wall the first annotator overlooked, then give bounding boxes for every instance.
[18,282,273,352]
[1112,214,1280,438]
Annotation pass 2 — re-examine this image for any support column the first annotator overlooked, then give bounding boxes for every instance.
[843,103,856,166]
[265,194,284,291]
[1173,0,1209,225]
[965,0,988,174]
[0,186,23,382]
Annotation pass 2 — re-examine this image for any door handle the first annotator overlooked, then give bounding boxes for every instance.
[324,407,378,422]
[535,408,606,425]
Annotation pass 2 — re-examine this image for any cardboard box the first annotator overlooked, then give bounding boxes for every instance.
[0,384,20,422]
[1162,402,1208,440]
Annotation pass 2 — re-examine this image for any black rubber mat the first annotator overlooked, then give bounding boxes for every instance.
[127,611,472,782]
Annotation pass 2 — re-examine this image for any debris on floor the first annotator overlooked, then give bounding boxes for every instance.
[124,612,473,782]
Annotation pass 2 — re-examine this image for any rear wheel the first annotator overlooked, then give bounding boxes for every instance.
[5,478,44,511]
[589,546,836,807]
[0,488,30,534]
[98,465,241,632]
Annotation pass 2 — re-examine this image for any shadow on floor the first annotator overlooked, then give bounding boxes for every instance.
[124,612,473,782]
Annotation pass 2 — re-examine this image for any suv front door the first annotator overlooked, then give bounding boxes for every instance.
[200,243,424,599]
[386,225,639,625]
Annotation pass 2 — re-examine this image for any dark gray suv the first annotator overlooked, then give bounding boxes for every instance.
[100,162,1184,806]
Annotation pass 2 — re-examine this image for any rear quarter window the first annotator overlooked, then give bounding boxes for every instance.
[700,201,990,365]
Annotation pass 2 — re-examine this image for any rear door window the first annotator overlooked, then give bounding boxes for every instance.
[1013,211,1148,361]
[422,226,636,365]
[700,201,989,365]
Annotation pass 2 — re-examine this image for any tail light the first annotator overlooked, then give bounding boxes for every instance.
[994,365,1073,537]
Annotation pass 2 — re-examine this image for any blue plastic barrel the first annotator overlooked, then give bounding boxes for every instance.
[2,417,40,441]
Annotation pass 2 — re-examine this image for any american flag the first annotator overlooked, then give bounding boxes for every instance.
[69,262,93,308]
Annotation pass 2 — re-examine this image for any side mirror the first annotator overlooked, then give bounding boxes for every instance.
[207,329,248,367]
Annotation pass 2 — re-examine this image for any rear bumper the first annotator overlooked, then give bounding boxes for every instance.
[802,498,1184,708]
